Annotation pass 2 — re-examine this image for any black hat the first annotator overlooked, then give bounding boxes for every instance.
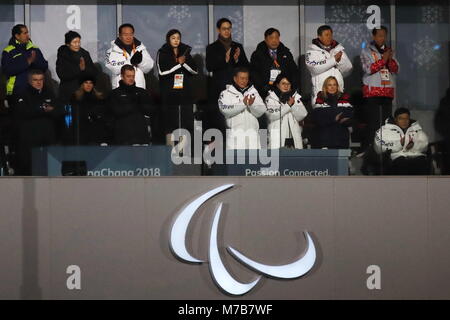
[79,72,96,85]
[273,72,291,86]
[394,107,410,118]
[65,30,81,45]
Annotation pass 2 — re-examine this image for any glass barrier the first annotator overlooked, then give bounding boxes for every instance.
[0,1,448,176]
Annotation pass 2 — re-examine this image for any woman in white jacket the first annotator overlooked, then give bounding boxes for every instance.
[218,67,266,149]
[374,108,429,175]
[265,73,308,149]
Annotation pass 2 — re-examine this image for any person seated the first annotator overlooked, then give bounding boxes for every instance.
[218,67,266,149]
[312,76,353,149]
[108,65,154,145]
[64,73,109,146]
[374,107,429,175]
[265,73,307,149]
[15,69,62,175]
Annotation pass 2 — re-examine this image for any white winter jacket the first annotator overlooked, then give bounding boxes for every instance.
[305,42,353,100]
[105,40,154,89]
[218,84,266,149]
[374,120,429,161]
[265,90,308,149]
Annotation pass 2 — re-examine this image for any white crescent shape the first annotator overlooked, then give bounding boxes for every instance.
[227,232,316,279]
[208,203,261,295]
[170,184,234,263]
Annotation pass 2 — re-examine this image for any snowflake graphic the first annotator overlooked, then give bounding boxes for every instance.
[421,5,444,25]
[228,10,244,43]
[168,5,191,24]
[97,40,111,64]
[325,4,367,24]
[324,2,385,51]
[193,33,204,53]
[412,36,441,71]
[332,23,370,50]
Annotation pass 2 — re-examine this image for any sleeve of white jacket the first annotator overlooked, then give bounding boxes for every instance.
[412,130,429,154]
[105,48,124,76]
[218,91,246,119]
[136,47,154,74]
[290,94,308,122]
[265,97,291,122]
[360,49,373,75]
[248,92,266,118]
[305,50,337,76]
[374,127,403,154]
[336,51,353,77]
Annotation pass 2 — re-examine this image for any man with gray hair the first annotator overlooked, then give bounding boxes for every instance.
[14,69,60,175]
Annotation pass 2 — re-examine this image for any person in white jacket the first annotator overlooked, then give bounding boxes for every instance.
[218,67,266,149]
[305,25,352,101]
[374,108,429,175]
[105,23,154,89]
[265,73,307,149]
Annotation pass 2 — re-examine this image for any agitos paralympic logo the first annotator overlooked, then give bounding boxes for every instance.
[169,184,317,296]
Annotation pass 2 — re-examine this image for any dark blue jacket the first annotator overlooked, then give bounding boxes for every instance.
[1,38,48,96]
[312,91,353,149]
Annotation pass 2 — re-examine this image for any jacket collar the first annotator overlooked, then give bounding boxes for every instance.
[27,84,45,95]
[368,41,387,54]
[385,117,420,131]
[111,38,143,53]
[118,80,137,89]
[312,38,339,52]
[227,83,255,96]
[255,40,288,56]
[9,38,36,50]
[310,41,343,53]
[159,42,190,55]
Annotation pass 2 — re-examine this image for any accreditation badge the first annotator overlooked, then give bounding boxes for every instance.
[380,68,391,86]
[173,74,184,89]
[269,69,281,85]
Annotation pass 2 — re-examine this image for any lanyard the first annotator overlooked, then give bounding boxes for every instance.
[371,50,380,63]
[122,43,136,59]
[270,50,280,68]
[273,58,280,69]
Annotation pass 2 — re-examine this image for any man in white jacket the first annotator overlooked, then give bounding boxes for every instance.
[105,23,154,89]
[218,67,266,149]
[374,108,429,175]
[305,25,352,101]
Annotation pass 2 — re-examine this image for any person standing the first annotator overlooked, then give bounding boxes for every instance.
[105,23,154,89]
[206,18,249,134]
[1,24,49,174]
[156,29,198,146]
[250,28,299,99]
[360,26,399,152]
[305,25,352,101]
[1,24,48,98]
[56,31,97,105]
